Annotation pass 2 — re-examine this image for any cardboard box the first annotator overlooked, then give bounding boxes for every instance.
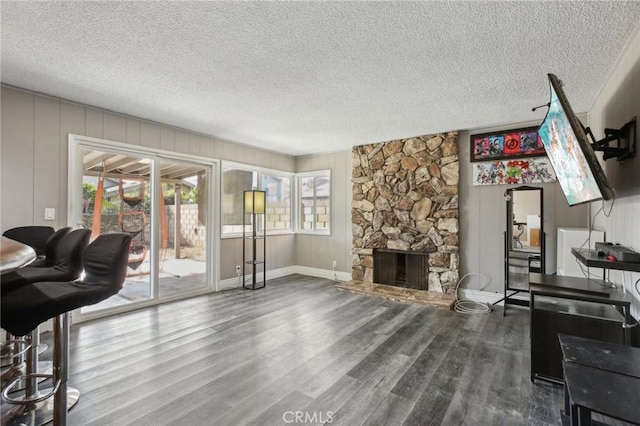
[530,228,540,247]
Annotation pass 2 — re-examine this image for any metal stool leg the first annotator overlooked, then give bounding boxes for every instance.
[1,336,28,386]
[53,313,74,426]
[1,316,79,426]
[0,332,16,368]
[2,332,52,394]
[1,333,47,369]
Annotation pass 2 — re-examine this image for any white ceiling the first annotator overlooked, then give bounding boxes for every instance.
[2,1,639,156]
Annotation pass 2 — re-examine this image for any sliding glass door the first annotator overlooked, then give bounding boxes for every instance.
[158,159,209,298]
[79,148,154,313]
[69,136,215,320]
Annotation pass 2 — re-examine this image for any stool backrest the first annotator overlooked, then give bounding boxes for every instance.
[81,233,132,289]
[34,226,72,267]
[2,226,55,256]
[54,229,91,280]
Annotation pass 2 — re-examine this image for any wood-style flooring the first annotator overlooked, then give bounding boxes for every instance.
[41,274,563,425]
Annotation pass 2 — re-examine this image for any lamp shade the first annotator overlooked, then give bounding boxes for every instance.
[244,190,265,214]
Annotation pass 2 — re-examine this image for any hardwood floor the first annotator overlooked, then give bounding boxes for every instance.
[41,274,563,425]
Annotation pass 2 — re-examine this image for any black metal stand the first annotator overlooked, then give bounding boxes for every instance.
[494,186,546,316]
[493,232,544,316]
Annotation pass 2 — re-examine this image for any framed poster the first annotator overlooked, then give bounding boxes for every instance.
[472,158,557,186]
[470,126,546,162]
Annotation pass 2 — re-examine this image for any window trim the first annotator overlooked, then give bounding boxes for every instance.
[296,169,332,235]
[221,161,295,238]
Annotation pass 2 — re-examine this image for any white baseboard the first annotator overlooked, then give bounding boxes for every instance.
[292,266,351,282]
[217,276,243,291]
[217,269,524,308]
[216,266,300,290]
[217,266,350,290]
[458,288,529,306]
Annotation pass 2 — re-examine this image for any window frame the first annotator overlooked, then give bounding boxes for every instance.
[221,161,294,238]
[296,170,332,235]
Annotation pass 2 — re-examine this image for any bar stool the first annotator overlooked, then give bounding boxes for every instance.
[1,228,79,394]
[1,233,131,425]
[2,229,89,384]
[1,226,57,369]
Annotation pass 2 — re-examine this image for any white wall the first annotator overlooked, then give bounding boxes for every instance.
[588,26,640,317]
[0,86,296,280]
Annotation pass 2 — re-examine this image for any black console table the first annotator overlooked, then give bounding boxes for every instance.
[571,247,640,272]
[529,273,633,384]
[559,334,640,425]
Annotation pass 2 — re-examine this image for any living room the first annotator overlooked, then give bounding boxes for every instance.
[1,2,639,425]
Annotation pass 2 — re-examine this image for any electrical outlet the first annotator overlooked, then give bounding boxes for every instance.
[235,265,241,274]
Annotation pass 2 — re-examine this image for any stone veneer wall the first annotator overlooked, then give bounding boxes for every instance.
[351,131,459,293]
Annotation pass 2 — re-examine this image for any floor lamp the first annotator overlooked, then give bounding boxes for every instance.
[243,190,266,290]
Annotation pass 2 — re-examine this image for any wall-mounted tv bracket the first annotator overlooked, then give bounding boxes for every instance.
[586,117,636,162]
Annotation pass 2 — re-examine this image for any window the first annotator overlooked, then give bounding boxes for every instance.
[221,162,293,236]
[297,170,331,234]
[222,167,257,234]
[262,173,291,230]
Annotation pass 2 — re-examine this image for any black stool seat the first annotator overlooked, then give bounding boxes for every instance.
[1,229,90,297]
[2,226,54,257]
[1,233,132,337]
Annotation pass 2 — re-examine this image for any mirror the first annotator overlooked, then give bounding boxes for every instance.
[508,187,542,253]
[503,186,546,310]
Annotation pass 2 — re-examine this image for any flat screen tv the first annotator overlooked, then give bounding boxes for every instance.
[538,74,613,206]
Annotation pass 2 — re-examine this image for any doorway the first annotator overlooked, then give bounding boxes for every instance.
[68,136,216,320]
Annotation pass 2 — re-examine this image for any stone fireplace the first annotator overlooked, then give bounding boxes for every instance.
[352,131,459,294]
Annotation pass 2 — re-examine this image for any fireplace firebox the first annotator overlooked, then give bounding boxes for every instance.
[373,249,429,290]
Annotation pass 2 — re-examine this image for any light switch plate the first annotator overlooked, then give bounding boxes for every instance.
[44,207,56,221]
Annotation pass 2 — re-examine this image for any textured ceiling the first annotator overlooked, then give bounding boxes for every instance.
[2,1,639,156]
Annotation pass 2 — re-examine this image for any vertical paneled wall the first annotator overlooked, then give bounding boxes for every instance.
[588,27,640,317]
[1,88,36,225]
[0,86,296,280]
[295,151,352,273]
[459,123,589,294]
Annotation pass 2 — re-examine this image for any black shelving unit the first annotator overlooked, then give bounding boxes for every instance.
[243,190,266,290]
[571,247,640,272]
[528,273,633,384]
